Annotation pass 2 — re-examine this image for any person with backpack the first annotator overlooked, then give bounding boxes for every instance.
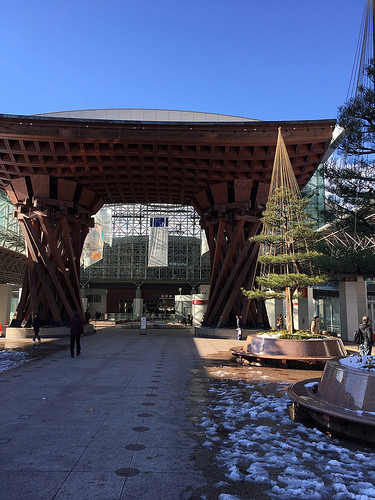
[356,316,373,356]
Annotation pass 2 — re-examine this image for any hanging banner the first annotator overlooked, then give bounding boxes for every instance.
[81,223,103,268]
[201,230,209,255]
[97,206,113,247]
[81,206,113,269]
[148,216,168,267]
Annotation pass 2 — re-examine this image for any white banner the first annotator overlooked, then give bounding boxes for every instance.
[81,206,113,269]
[96,206,113,247]
[201,230,209,255]
[148,216,168,267]
[81,222,104,269]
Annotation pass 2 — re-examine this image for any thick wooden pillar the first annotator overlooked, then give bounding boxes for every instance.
[193,180,269,328]
[6,175,103,326]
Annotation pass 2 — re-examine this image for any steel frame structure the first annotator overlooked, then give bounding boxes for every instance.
[0,191,26,285]
[317,213,375,253]
[81,203,211,284]
[0,190,25,254]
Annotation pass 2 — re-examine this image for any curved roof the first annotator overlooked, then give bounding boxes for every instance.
[36,108,260,123]
[0,112,336,208]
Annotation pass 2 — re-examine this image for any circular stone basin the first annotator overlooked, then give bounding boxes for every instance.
[288,355,375,425]
[249,336,347,359]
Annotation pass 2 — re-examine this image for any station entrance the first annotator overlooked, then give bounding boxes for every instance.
[0,111,336,327]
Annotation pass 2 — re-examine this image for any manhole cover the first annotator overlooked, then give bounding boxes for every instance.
[137,413,153,417]
[125,444,146,451]
[132,426,150,432]
[115,468,140,477]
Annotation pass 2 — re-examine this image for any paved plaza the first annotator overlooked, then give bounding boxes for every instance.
[0,325,360,499]
[0,325,234,499]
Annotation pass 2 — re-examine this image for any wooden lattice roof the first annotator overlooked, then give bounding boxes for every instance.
[0,113,337,206]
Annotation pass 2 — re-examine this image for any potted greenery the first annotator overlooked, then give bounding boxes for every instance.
[238,129,347,363]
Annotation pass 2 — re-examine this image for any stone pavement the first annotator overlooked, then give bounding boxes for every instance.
[0,325,239,500]
[0,325,359,500]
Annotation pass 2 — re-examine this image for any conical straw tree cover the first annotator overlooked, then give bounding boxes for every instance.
[242,129,328,334]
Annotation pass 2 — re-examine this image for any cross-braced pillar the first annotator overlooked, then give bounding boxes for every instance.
[6,175,103,326]
[193,180,269,328]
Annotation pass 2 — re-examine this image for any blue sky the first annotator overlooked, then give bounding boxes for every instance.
[0,0,366,121]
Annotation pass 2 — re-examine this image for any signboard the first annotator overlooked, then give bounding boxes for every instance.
[140,317,147,329]
[192,300,208,305]
[148,216,168,267]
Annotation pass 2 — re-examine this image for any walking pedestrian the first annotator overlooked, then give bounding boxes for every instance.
[32,313,41,343]
[236,315,243,340]
[357,315,373,356]
[70,311,84,358]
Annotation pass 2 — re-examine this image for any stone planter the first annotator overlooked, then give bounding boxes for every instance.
[5,324,94,338]
[288,355,375,443]
[250,336,347,359]
[231,335,347,368]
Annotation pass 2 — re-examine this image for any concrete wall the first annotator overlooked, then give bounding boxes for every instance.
[265,298,284,330]
[294,297,309,331]
[81,288,107,319]
[133,298,144,317]
[339,277,368,341]
[174,294,192,323]
[0,284,17,333]
[191,294,208,327]
[174,293,207,327]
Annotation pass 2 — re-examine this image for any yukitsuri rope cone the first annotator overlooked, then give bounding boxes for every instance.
[236,129,348,365]
[268,127,300,199]
[243,128,327,335]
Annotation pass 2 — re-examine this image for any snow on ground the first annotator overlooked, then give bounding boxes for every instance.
[0,350,30,373]
[200,380,375,500]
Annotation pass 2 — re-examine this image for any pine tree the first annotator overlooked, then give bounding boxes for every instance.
[242,130,328,335]
[324,60,375,237]
[322,60,375,275]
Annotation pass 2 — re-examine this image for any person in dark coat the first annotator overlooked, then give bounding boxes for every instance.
[276,314,284,331]
[358,315,373,356]
[32,313,41,343]
[70,311,84,358]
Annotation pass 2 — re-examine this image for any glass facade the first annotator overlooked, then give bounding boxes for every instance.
[81,203,211,284]
[301,165,326,229]
[0,191,25,253]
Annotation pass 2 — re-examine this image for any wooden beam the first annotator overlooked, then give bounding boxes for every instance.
[18,218,62,322]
